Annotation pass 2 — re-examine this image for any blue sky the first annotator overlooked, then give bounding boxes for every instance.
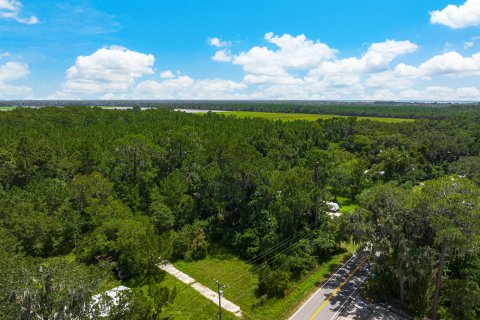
[1,0,480,100]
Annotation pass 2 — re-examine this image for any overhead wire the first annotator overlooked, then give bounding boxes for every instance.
[176,217,323,317]
[173,217,321,314]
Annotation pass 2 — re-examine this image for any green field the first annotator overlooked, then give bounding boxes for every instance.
[0,106,16,111]
[173,244,355,320]
[226,111,414,123]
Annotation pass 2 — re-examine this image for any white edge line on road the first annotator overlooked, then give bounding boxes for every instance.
[329,273,369,320]
[289,251,359,320]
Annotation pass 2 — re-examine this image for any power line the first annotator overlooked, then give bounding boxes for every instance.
[224,227,318,291]
[209,218,323,285]
[174,217,323,316]
[231,228,324,301]
[230,251,302,307]
[184,225,322,319]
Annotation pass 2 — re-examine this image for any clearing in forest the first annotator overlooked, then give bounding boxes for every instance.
[173,245,355,320]
[226,111,414,123]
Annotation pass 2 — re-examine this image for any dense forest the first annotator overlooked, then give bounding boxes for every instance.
[0,107,479,319]
[3,100,480,119]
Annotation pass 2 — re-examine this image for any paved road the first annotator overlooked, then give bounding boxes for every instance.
[289,252,369,320]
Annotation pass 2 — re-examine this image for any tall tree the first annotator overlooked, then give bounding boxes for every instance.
[421,176,480,320]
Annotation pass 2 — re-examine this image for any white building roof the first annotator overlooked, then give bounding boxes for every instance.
[326,201,340,212]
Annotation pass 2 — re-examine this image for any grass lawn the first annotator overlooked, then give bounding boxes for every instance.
[336,196,359,213]
[174,243,356,320]
[226,111,414,123]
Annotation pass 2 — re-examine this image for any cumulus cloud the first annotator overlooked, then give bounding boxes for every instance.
[52,45,247,99]
[0,0,39,24]
[232,33,336,85]
[430,0,480,29]
[0,61,28,81]
[44,33,480,101]
[57,46,154,97]
[0,61,32,98]
[212,49,233,62]
[416,51,480,77]
[365,51,480,93]
[400,86,480,101]
[160,70,175,79]
[208,37,230,48]
[305,40,418,92]
[311,40,418,76]
[134,76,247,99]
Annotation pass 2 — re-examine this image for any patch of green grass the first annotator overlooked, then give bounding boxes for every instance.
[174,244,356,320]
[336,196,359,213]
[161,273,237,320]
[121,269,236,319]
[226,111,414,123]
[97,106,132,110]
[0,106,16,111]
[174,251,257,319]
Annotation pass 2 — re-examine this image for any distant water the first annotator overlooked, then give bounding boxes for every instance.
[174,108,228,113]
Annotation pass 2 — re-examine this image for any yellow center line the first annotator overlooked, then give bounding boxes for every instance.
[308,257,368,320]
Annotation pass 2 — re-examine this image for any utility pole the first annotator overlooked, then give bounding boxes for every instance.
[214,279,225,320]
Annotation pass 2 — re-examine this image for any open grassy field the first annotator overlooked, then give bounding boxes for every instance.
[226,111,414,123]
[0,106,16,111]
[174,243,356,320]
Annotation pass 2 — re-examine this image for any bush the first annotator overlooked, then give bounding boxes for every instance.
[257,264,291,298]
[172,221,209,261]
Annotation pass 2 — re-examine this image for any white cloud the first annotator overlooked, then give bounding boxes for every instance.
[430,0,480,29]
[298,40,418,97]
[0,82,32,98]
[310,40,417,77]
[160,70,175,79]
[212,49,233,62]
[0,61,29,82]
[0,52,9,59]
[365,69,416,90]
[99,92,130,100]
[42,33,480,101]
[416,51,480,77]
[400,86,480,101]
[0,61,32,98]
[232,33,336,84]
[464,36,480,49]
[363,86,480,101]
[58,46,154,96]
[365,51,480,92]
[0,0,39,24]
[134,76,247,99]
[369,89,398,101]
[208,37,230,48]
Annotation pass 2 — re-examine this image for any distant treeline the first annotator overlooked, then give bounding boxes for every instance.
[2,100,480,119]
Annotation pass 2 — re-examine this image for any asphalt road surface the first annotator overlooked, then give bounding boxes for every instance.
[289,252,369,320]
